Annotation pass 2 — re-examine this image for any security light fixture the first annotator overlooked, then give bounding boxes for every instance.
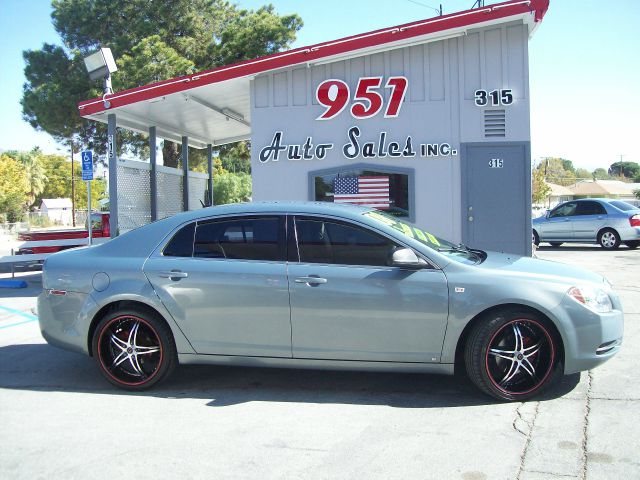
[83,47,118,107]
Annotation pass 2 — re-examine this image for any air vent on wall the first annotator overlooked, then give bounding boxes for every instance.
[484,109,506,138]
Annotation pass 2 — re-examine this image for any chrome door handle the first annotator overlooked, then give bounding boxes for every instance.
[158,270,188,279]
[295,276,327,285]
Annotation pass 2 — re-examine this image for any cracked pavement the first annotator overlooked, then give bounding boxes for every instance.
[0,245,637,479]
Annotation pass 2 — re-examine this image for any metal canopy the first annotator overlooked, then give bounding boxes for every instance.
[78,0,549,149]
[85,77,251,149]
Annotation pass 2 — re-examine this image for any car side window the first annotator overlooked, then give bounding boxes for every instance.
[550,202,577,218]
[194,217,281,261]
[576,201,606,216]
[163,222,195,257]
[295,218,398,267]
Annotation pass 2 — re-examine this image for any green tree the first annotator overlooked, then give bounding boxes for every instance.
[575,168,591,180]
[634,189,640,200]
[3,148,48,208]
[22,0,302,168]
[0,155,30,222]
[609,161,640,179]
[217,142,251,173]
[539,157,576,186]
[532,165,550,204]
[593,168,610,180]
[213,172,252,205]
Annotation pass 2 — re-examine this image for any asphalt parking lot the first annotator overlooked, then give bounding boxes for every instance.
[0,245,638,479]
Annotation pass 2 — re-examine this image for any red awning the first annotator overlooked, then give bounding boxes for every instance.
[78,0,549,148]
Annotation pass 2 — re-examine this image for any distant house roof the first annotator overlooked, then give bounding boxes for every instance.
[545,182,573,196]
[41,198,72,209]
[569,180,634,196]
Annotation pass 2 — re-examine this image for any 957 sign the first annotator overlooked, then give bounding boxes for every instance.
[316,76,408,120]
[474,89,514,107]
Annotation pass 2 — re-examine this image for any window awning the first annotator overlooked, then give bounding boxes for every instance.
[78,0,549,149]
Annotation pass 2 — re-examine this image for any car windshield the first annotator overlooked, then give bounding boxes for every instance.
[609,201,637,212]
[362,210,481,264]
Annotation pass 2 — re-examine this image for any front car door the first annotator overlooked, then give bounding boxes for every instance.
[539,201,577,241]
[143,215,292,357]
[287,216,449,363]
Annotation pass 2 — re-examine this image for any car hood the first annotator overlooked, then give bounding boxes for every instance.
[473,250,605,286]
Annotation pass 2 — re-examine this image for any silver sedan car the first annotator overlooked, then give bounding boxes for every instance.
[38,202,623,401]
[533,198,640,249]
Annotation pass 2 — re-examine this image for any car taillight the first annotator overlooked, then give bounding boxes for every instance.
[630,215,640,227]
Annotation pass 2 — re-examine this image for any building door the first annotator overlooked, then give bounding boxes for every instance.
[461,143,531,256]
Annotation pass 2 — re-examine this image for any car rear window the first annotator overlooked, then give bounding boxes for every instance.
[609,201,637,211]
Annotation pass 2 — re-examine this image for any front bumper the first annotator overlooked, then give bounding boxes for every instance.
[560,295,623,374]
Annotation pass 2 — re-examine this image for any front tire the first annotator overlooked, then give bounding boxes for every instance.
[549,242,563,247]
[598,229,620,250]
[92,307,177,390]
[464,310,560,401]
[532,230,540,246]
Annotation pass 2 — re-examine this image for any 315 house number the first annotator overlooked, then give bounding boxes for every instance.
[474,89,514,106]
[316,76,408,120]
[489,158,504,168]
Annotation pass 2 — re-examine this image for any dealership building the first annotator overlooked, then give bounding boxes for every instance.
[79,0,549,256]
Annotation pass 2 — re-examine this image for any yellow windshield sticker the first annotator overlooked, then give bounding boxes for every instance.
[364,211,396,226]
[426,232,440,246]
[414,229,428,242]
[400,223,414,237]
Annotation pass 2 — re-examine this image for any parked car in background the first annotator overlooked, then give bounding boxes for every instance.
[532,199,640,250]
[38,202,623,401]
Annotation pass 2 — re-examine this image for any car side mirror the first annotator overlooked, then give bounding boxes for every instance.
[545,210,551,219]
[390,248,428,268]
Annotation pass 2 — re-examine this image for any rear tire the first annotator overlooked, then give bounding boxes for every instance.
[624,241,639,249]
[92,307,177,390]
[549,242,563,247]
[598,229,620,250]
[464,309,561,401]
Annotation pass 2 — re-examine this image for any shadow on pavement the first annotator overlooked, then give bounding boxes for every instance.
[0,343,580,408]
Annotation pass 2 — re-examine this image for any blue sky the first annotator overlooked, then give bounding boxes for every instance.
[1,0,639,171]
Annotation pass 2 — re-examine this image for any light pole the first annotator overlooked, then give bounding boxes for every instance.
[83,47,118,236]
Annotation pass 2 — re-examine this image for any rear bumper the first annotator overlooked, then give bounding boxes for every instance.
[37,290,96,356]
[619,226,640,242]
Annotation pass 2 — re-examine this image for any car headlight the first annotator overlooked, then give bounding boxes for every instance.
[567,286,613,313]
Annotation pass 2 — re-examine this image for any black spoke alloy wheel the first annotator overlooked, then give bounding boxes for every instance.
[93,308,176,390]
[465,310,560,401]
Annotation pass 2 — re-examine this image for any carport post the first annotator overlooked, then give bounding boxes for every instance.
[149,126,157,222]
[207,143,214,206]
[182,136,189,211]
[107,113,118,238]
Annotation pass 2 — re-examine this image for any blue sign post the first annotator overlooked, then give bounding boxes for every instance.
[81,151,94,244]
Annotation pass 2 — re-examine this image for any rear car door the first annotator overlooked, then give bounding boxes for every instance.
[287,216,449,363]
[540,202,577,240]
[572,201,607,241]
[143,215,292,357]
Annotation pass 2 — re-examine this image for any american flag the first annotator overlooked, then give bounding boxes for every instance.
[333,176,390,209]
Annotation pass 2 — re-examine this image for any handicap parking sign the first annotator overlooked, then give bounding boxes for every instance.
[81,151,93,181]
